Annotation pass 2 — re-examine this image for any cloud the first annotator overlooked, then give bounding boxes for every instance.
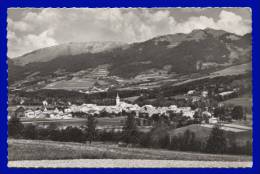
[7,8,251,58]
[169,10,251,35]
[23,29,57,50]
[216,10,251,35]
[8,18,32,32]
[173,16,216,33]
[8,28,57,57]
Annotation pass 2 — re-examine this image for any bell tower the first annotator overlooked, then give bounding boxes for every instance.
[116,93,120,106]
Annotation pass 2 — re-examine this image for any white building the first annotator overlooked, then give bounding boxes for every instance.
[209,117,218,124]
[116,93,120,106]
[201,91,208,98]
[187,90,196,95]
[25,110,35,118]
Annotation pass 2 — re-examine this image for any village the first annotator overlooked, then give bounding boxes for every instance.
[10,86,246,127]
[6,7,253,168]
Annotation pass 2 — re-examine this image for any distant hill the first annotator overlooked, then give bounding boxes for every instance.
[12,41,126,66]
[8,28,252,89]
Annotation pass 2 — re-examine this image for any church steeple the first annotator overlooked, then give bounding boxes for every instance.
[116,93,120,106]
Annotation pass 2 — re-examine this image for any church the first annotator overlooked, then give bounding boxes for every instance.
[116,93,120,106]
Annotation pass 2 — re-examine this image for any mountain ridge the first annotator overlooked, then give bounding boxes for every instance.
[12,41,126,66]
[8,28,252,91]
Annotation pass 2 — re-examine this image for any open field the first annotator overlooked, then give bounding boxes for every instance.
[221,96,252,110]
[169,63,251,88]
[8,139,252,161]
[44,78,96,90]
[28,62,251,92]
[168,124,252,147]
[20,116,126,127]
[211,63,251,77]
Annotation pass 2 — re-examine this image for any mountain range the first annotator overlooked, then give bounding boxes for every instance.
[8,28,251,91]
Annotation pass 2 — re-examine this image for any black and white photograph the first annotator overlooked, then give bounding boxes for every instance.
[7,8,252,168]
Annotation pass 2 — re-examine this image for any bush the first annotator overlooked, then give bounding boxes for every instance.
[168,130,204,152]
[8,116,24,138]
[37,128,50,140]
[62,126,85,142]
[23,124,38,139]
[231,106,244,120]
[205,124,227,154]
[48,129,62,141]
[138,132,151,148]
[228,140,252,155]
[179,130,196,151]
[158,134,170,149]
[97,131,122,142]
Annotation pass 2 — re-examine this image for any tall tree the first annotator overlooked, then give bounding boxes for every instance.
[23,124,38,140]
[85,116,97,144]
[121,114,139,145]
[8,116,24,138]
[205,124,227,154]
[231,106,244,120]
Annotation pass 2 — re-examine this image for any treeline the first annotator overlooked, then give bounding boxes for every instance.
[8,115,252,156]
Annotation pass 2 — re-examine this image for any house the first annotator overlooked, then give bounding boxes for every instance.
[14,106,25,117]
[201,91,208,98]
[209,117,218,124]
[24,109,35,118]
[187,90,196,95]
[191,96,200,103]
[218,91,236,100]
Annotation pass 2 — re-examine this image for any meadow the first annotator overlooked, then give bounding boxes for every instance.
[8,139,252,161]
[221,96,252,111]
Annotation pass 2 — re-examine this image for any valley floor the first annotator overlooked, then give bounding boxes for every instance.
[8,139,252,162]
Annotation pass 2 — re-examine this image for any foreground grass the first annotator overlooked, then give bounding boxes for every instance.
[8,139,252,161]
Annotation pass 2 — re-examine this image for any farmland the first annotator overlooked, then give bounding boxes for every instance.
[168,124,252,147]
[20,116,126,128]
[8,139,252,161]
[221,95,252,110]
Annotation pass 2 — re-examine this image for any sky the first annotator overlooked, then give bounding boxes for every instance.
[7,8,251,58]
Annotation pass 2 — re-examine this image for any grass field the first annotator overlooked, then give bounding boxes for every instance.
[221,96,252,109]
[8,139,252,161]
[44,78,96,89]
[168,124,252,147]
[20,116,126,127]
[211,63,251,77]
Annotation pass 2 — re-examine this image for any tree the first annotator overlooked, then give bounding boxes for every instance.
[23,124,38,139]
[214,106,225,118]
[8,116,24,138]
[158,134,170,149]
[139,132,151,147]
[181,130,196,151]
[193,111,202,124]
[85,116,97,144]
[100,109,109,117]
[151,114,160,123]
[231,106,244,120]
[121,114,139,145]
[63,126,84,142]
[205,124,227,154]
